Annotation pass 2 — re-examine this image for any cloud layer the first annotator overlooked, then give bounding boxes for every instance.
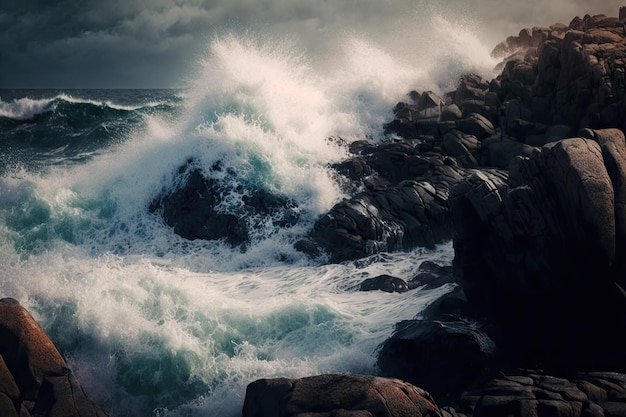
[0,0,623,88]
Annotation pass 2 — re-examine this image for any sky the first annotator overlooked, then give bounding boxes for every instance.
[0,0,623,88]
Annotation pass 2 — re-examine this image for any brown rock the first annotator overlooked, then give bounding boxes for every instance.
[242,374,443,417]
[0,298,108,417]
[0,298,68,399]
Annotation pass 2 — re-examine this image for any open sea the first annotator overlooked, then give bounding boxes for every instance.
[0,14,500,416]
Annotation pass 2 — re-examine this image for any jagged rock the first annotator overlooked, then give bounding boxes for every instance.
[242,374,443,417]
[442,104,463,121]
[452,74,490,105]
[311,161,473,262]
[455,113,495,139]
[492,13,626,137]
[417,91,445,120]
[441,130,480,168]
[0,298,107,417]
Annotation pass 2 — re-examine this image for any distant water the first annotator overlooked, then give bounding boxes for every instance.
[0,13,497,416]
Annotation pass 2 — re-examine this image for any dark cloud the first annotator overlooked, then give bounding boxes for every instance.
[0,0,623,88]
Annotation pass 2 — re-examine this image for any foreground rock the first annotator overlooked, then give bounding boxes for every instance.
[0,298,107,417]
[242,374,443,417]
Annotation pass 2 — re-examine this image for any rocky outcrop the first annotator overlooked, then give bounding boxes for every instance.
[311,138,510,262]
[372,8,626,417]
[0,298,107,417]
[494,13,626,137]
[450,129,626,372]
[242,374,443,417]
[311,165,458,262]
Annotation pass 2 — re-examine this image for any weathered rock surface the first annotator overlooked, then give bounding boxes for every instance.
[460,370,626,417]
[242,374,443,417]
[450,130,626,372]
[494,13,626,136]
[0,298,107,417]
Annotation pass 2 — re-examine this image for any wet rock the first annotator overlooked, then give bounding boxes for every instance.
[0,298,107,417]
[378,318,497,408]
[359,274,409,293]
[408,261,454,290]
[441,130,480,168]
[311,163,472,262]
[455,113,495,140]
[149,162,299,246]
[442,104,463,121]
[242,374,443,417]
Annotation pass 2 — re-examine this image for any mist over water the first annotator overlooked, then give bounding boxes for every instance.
[0,5,526,417]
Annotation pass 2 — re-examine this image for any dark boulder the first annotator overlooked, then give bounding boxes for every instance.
[242,374,443,417]
[359,275,409,293]
[378,316,497,408]
[455,113,495,140]
[149,162,299,246]
[408,261,454,290]
[452,74,490,105]
[441,130,480,168]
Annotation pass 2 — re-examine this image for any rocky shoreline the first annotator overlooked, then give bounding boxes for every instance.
[3,7,626,417]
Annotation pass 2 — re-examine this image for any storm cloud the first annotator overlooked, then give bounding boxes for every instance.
[0,0,623,88]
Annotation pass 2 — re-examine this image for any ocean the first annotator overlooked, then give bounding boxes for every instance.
[0,18,497,417]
